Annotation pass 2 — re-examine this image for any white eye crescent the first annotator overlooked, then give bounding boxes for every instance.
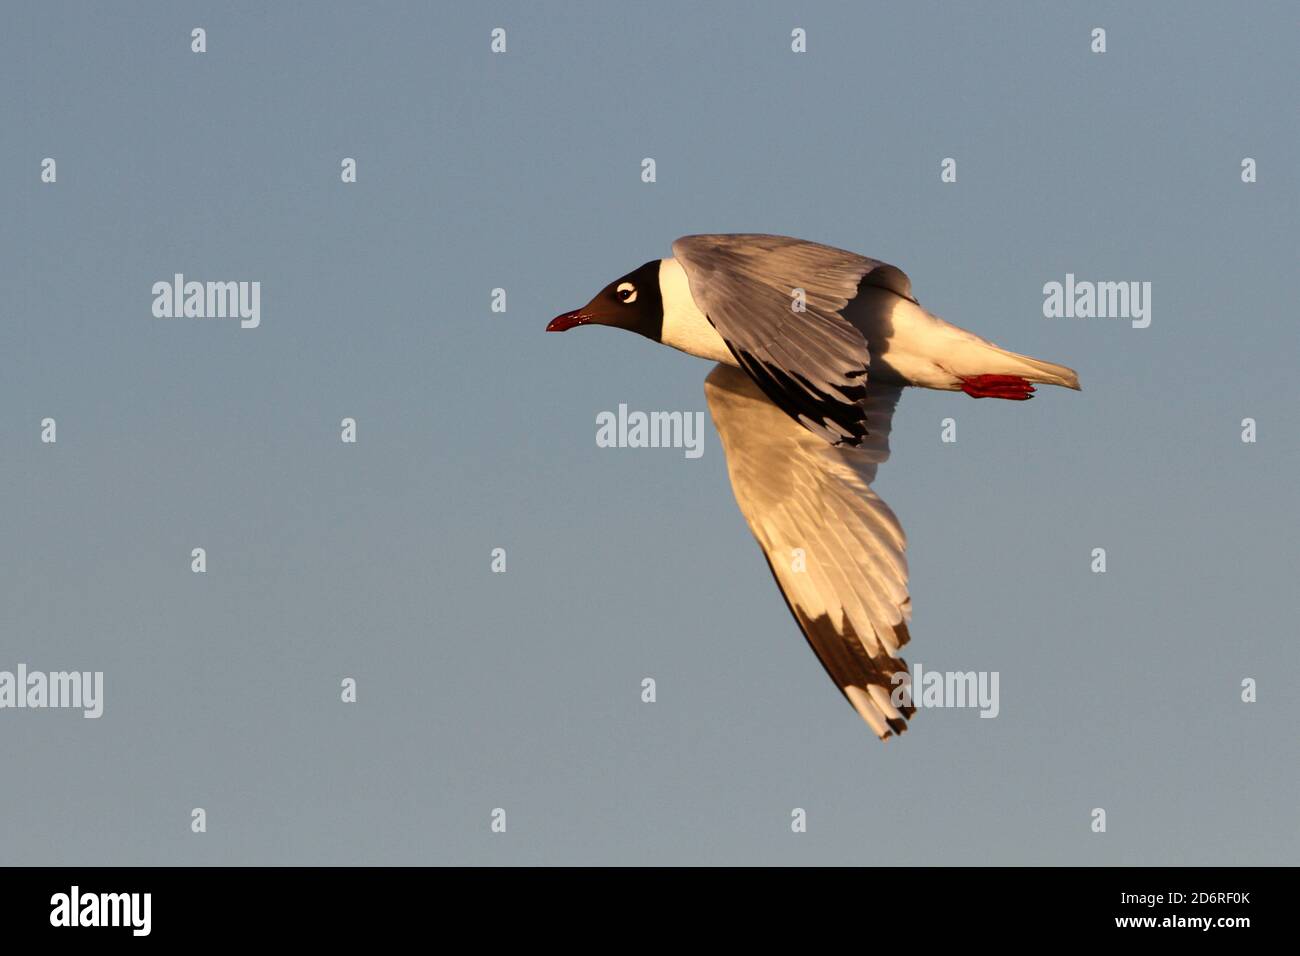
[616,282,637,303]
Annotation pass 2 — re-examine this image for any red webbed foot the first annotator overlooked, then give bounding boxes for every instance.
[960,374,1036,400]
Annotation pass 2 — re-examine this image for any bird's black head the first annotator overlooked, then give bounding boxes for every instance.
[547,259,664,342]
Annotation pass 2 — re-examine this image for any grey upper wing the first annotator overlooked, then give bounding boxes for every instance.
[674,233,915,446]
[704,363,914,739]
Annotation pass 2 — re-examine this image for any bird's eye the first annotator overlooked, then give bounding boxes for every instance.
[616,282,637,304]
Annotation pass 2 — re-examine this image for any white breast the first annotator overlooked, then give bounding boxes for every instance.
[657,259,738,366]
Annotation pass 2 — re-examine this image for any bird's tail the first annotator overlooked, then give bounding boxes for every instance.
[978,345,1081,390]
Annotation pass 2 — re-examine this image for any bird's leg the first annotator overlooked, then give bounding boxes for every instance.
[959,374,1036,400]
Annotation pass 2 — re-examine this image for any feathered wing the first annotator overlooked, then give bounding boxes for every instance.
[674,233,915,447]
[704,363,915,739]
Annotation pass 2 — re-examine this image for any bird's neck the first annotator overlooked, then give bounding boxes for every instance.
[657,259,737,366]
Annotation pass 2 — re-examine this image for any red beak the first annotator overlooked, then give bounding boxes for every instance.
[546,310,590,332]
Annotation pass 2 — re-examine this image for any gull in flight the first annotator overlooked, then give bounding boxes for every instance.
[548,234,1079,739]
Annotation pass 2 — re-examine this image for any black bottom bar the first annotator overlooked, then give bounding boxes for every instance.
[0,865,1282,941]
